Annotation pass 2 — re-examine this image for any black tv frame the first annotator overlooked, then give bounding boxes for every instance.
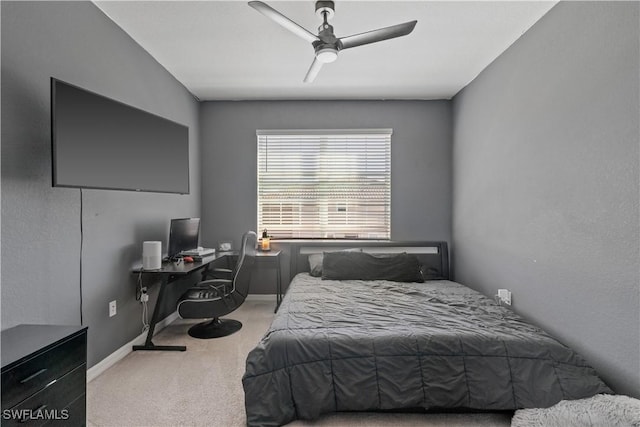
[51,78,190,194]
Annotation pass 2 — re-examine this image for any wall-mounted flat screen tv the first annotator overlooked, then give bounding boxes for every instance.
[51,78,190,194]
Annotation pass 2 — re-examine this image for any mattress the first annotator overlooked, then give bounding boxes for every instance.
[243,273,611,426]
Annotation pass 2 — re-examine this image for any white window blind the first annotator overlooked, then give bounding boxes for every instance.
[257,129,391,239]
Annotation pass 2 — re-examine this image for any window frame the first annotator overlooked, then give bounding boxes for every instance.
[256,128,392,240]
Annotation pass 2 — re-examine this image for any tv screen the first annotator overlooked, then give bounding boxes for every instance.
[51,78,190,194]
[167,218,200,258]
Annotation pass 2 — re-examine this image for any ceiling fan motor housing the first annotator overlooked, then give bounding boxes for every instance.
[313,20,340,63]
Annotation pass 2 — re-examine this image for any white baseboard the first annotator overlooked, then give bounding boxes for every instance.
[87,311,180,383]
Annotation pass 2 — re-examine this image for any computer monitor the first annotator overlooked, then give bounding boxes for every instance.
[167,218,200,259]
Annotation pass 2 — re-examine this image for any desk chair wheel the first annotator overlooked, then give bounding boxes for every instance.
[188,318,242,339]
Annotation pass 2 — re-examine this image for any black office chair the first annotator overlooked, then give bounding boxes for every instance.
[177,231,257,338]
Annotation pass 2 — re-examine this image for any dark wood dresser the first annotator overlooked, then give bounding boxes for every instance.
[1,324,87,426]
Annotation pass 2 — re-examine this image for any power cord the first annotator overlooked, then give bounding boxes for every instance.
[141,296,149,333]
[137,271,150,333]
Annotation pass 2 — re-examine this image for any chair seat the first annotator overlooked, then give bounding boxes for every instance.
[183,280,231,301]
[184,288,222,300]
[177,275,244,320]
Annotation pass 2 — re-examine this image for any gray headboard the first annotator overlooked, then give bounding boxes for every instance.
[289,240,449,280]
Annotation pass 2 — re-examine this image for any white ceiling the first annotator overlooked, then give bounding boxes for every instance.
[94,1,557,101]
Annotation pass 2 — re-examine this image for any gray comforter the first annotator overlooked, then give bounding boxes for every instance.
[243,274,611,426]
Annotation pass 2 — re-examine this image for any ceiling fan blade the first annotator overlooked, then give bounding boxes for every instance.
[339,20,417,50]
[249,1,319,44]
[303,57,323,83]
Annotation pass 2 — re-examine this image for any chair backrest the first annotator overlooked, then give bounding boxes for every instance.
[231,231,257,299]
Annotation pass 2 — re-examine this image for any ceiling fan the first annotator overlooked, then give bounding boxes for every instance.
[248,1,417,83]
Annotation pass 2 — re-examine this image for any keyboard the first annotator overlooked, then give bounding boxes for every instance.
[180,247,216,257]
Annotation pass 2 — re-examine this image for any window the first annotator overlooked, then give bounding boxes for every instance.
[257,129,391,239]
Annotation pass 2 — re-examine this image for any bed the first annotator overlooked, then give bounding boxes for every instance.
[242,241,611,426]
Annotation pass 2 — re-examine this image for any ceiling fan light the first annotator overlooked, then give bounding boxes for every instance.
[316,47,338,63]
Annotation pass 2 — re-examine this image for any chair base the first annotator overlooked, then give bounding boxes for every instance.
[187,318,242,339]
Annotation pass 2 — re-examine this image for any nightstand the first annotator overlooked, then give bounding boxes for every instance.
[256,250,282,312]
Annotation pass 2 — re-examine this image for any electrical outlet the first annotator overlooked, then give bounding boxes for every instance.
[139,287,149,303]
[497,289,512,306]
[109,300,117,317]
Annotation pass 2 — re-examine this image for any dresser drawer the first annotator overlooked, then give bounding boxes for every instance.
[2,364,85,427]
[1,332,86,409]
[44,393,86,427]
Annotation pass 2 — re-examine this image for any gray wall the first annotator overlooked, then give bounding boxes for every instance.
[1,1,200,367]
[452,1,639,397]
[199,101,452,291]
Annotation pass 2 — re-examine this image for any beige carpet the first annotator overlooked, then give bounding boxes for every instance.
[87,300,513,427]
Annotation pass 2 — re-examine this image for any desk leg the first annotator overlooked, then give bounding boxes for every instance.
[133,276,186,352]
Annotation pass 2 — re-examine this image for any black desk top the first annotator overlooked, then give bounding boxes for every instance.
[132,251,237,275]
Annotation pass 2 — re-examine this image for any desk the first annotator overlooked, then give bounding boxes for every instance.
[132,252,235,351]
[255,250,282,312]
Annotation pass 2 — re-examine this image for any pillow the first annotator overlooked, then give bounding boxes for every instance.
[308,248,362,277]
[420,265,445,280]
[321,251,424,282]
[308,253,324,277]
